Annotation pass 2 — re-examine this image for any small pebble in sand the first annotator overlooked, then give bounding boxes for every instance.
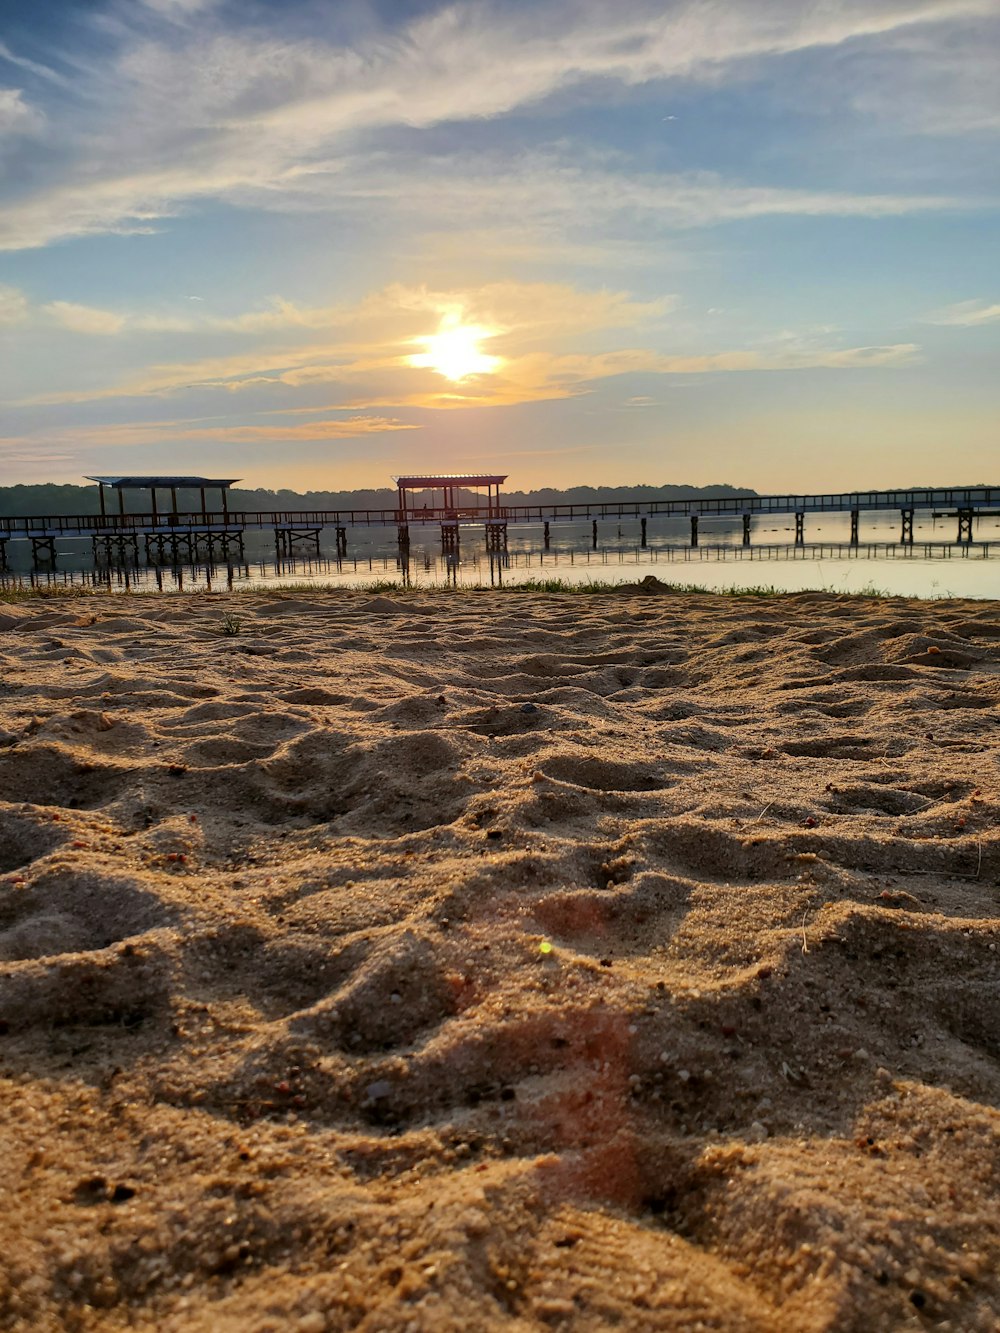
[297,1314,326,1333]
[520,702,539,714]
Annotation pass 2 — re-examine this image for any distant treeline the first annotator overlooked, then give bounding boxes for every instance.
[0,481,758,516]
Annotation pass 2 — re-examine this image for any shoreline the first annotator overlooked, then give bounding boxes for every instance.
[0,576,983,605]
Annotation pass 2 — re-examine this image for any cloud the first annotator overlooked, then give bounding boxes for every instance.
[845,19,1000,136]
[43,301,127,335]
[924,298,1000,327]
[172,416,419,443]
[0,41,68,86]
[0,415,417,458]
[13,281,920,416]
[0,0,992,250]
[373,342,923,410]
[1,151,962,256]
[16,281,674,399]
[316,152,965,244]
[141,0,220,15]
[0,87,43,137]
[0,284,28,325]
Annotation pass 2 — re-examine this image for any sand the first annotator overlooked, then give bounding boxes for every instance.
[1,584,999,1331]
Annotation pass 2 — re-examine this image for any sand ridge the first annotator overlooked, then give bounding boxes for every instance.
[1,587,999,1330]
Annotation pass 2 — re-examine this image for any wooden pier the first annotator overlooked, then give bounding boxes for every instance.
[3,477,1000,569]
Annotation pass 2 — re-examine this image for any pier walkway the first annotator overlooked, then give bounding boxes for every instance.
[2,483,1000,567]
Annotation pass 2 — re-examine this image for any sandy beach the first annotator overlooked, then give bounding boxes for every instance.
[1,585,999,1331]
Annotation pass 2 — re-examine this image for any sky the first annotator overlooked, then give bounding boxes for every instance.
[0,0,997,495]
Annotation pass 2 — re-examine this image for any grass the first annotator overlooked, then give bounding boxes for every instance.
[0,573,899,602]
[219,610,243,635]
[221,574,895,598]
[0,582,98,603]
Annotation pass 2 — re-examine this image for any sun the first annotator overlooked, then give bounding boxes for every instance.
[409,317,502,382]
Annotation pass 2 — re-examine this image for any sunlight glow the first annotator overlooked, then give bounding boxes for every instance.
[409,316,502,382]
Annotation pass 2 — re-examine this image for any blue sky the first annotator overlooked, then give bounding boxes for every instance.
[0,0,997,492]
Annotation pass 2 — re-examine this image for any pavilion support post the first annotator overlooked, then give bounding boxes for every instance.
[850,509,860,546]
[98,485,106,519]
[150,488,158,520]
[690,515,699,547]
[742,514,751,547]
[221,488,229,519]
[118,489,125,516]
[794,512,804,546]
[641,517,648,548]
[170,486,178,517]
[592,519,598,549]
[200,487,207,519]
[543,521,550,550]
[900,508,914,545]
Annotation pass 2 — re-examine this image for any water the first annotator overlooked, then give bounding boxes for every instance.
[3,511,1000,599]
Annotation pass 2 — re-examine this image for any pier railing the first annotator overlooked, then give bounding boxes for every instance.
[3,486,1000,539]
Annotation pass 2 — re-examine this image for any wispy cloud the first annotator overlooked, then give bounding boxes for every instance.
[0,0,992,251]
[0,415,417,458]
[846,19,1000,136]
[1,152,965,256]
[288,150,968,233]
[0,284,28,325]
[8,274,920,438]
[43,300,127,335]
[924,298,1000,326]
[0,40,68,87]
[0,87,44,137]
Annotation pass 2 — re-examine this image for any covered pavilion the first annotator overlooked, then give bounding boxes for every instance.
[393,474,508,521]
[87,475,241,520]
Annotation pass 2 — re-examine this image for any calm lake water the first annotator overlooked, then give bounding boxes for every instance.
[4,512,1000,600]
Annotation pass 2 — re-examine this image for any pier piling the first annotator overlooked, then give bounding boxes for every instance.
[485,522,508,553]
[30,535,57,565]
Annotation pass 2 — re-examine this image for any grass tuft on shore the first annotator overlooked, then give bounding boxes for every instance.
[2,574,894,602]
